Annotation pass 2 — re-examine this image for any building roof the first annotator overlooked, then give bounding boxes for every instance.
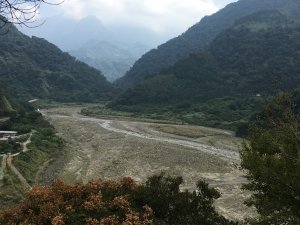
[0,131,17,134]
[28,99,38,103]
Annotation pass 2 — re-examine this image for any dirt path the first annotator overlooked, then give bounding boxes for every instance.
[12,132,34,157]
[22,132,33,153]
[6,154,31,190]
[0,132,34,189]
[0,155,7,187]
[44,106,256,221]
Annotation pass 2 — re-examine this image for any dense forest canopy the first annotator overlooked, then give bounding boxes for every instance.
[115,0,300,89]
[0,24,116,102]
[110,10,300,129]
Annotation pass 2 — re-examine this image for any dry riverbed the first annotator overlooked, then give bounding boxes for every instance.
[44,106,256,221]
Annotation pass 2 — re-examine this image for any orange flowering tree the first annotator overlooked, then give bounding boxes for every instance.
[0,177,152,225]
[0,174,235,225]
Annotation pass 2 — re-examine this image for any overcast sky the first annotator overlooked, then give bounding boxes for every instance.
[41,0,237,34]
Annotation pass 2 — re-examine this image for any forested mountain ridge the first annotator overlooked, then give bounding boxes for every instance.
[110,11,300,129]
[115,0,300,89]
[0,25,115,102]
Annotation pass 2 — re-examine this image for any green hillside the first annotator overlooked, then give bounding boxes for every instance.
[0,83,16,117]
[115,0,300,89]
[0,25,115,102]
[110,11,300,129]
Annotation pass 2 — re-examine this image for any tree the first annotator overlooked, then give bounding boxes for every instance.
[0,174,235,225]
[240,94,300,224]
[133,173,236,225]
[0,0,61,28]
[0,178,153,225]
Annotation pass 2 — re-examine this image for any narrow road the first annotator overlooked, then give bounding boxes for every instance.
[22,132,33,153]
[0,132,34,188]
[12,131,34,157]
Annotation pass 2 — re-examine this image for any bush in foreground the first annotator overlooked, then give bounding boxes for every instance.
[0,174,235,225]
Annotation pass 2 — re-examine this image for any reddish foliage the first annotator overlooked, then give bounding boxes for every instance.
[0,178,152,225]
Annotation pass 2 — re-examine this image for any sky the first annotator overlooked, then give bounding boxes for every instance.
[40,0,237,34]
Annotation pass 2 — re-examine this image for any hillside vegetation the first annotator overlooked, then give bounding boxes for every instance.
[0,84,14,117]
[110,11,300,129]
[0,25,115,102]
[0,87,65,207]
[115,0,300,89]
[0,174,235,225]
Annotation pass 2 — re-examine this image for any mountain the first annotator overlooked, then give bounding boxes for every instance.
[19,16,109,51]
[115,0,300,89]
[20,16,168,51]
[69,41,150,82]
[110,11,300,129]
[0,24,115,102]
[19,16,160,82]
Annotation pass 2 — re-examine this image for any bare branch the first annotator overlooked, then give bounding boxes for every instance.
[0,0,63,30]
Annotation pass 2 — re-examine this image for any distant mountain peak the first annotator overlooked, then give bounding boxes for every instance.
[76,15,105,28]
[69,41,150,82]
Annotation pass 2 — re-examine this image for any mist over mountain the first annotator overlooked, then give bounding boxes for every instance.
[115,0,300,89]
[19,15,168,81]
[70,41,150,82]
[19,15,169,51]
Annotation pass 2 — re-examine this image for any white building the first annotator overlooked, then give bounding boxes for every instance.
[0,131,17,139]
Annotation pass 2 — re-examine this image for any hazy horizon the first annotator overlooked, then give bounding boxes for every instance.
[19,0,237,49]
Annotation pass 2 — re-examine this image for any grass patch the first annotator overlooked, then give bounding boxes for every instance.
[82,104,134,117]
[150,124,224,138]
[13,129,64,185]
[0,170,25,210]
[84,96,266,131]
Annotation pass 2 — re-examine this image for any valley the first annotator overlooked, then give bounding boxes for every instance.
[1,0,299,223]
[43,106,255,221]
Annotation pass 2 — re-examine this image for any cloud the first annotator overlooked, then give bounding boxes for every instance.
[60,0,219,33]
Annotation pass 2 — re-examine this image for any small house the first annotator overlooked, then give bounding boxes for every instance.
[0,131,17,139]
